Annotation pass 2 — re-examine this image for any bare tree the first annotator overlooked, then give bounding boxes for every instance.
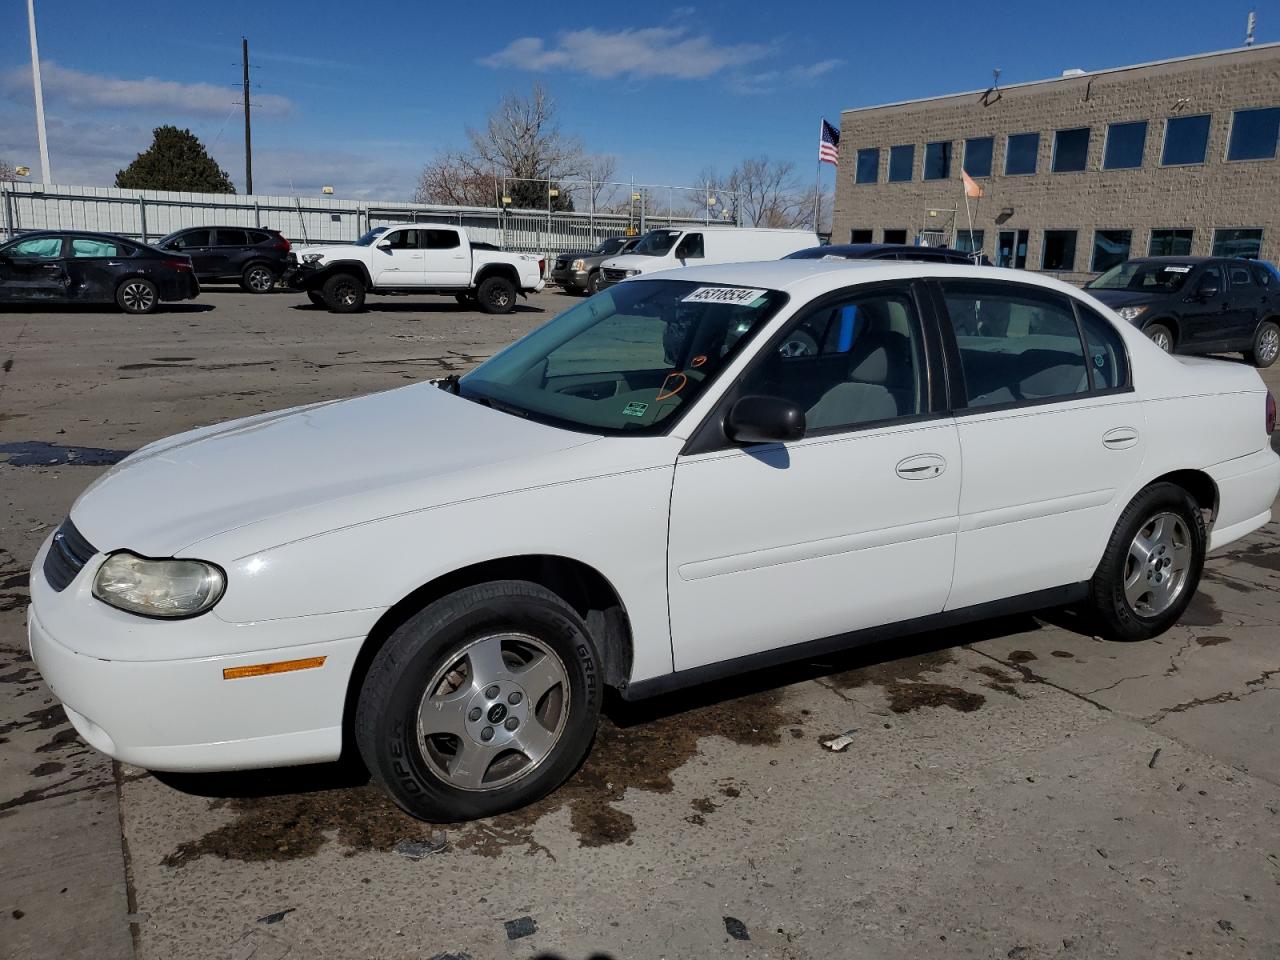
[413,149,497,206]
[577,154,617,210]
[728,156,810,229]
[0,158,15,181]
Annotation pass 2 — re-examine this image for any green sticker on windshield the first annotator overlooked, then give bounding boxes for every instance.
[622,401,649,418]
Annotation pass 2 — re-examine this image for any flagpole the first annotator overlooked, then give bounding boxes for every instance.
[814,118,822,234]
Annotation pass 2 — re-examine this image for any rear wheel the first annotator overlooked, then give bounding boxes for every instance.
[355,581,602,821]
[240,263,276,294]
[1247,320,1279,368]
[476,275,516,315]
[322,273,366,313]
[116,278,158,315]
[1144,323,1174,353]
[1085,482,1205,641]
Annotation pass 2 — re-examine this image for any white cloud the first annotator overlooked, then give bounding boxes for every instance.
[481,26,770,80]
[730,58,843,94]
[1,61,292,116]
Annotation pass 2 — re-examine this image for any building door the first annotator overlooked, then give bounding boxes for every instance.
[997,230,1028,269]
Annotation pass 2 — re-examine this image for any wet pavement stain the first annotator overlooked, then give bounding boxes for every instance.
[1223,541,1280,573]
[970,664,1029,700]
[1181,591,1223,627]
[1195,635,1232,647]
[0,441,132,466]
[161,688,798,866]
[30,761,64,777]
[1007,650,1038,664]
[883,681,985,714]
[1050,650,1075,658]
[825,650,954,692]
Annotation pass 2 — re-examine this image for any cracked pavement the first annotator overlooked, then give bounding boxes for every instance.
[2,289,1279,959]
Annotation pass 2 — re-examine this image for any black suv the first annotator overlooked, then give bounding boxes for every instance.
[1087,257,1279,368]
[157,227,292,293]
[786,242,989,265]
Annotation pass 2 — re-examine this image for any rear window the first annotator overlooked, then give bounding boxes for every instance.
[215,229,249,246]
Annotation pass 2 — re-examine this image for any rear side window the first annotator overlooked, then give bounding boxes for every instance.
[70,238,124,258]
[1075,304,1130,390]
[425,229,460,250]
[941,281,1089,408]
[173,229,210,248]
[1227,263,1254,288]
[1253,264,1273,287]
[215,229,249,246]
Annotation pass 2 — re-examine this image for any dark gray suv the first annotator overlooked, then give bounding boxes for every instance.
[550,236,639,295]
[158,227,292,294]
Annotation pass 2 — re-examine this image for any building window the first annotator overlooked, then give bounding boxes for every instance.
[1162,115,1211,166]
[1041,230,1077,271]
[883,229,908,245]
[1149,229,1193,256]
[954,230,985,255]
[1091,230,1132,272]
[1103,121,1147,169]
[855,148,880,184]
[850,229,873,243]
[963,137,994,178]
[1212,228,1263,259]
[1226,107,1280,161]
[1005,132,1040,175]
[924,141,953,180]
[888,145,915,182]
[1052,127,1090,172]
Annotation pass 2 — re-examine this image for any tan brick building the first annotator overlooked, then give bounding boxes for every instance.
[833,43,1280,282]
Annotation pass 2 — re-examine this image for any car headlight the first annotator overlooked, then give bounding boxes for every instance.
[570,259,586,271]
[624,269,641,277]
[301,252,324,264]
[1116,305,1149,322]
[93,552,226,618]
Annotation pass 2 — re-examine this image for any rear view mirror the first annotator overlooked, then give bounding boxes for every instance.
[726,395,806,444]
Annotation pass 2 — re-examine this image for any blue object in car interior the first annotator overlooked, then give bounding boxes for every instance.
[837,306,859,353]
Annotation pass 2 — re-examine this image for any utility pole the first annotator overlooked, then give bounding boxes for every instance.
[26,0,51,184]
[242,37,253,195]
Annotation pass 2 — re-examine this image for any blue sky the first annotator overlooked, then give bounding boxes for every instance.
[0,0,1273,200]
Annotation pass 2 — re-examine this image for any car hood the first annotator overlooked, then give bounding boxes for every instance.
[296,243,362,261]
[1085,289,1164,309]
[69,383,597,558]
[601,253,662,272]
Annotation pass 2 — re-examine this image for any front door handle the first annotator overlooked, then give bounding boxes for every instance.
[1102,426,1139,450]
[896,453,947,479]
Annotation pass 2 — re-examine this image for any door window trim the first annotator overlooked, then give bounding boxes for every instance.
[681,279,948,456]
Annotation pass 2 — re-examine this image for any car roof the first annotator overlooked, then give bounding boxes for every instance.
[797,243,970,258]
[6,229,132,241]
[1126,256,1211,264]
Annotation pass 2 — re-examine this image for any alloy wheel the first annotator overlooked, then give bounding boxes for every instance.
[1148,329,1172,352]
[416,632,569,791]
[120,282,155,312]
[1259,326,1279,364]
[246,266,274,292]
[1123,512,1192,617]
[334,282,358,307]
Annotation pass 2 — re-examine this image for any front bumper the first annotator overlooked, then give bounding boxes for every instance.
[550,267,589,291]
[282,260,319,290]
[27,536,370,772]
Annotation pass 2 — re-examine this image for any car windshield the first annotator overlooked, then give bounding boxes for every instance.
[630,230,682,256]
[1088,261,1194,292]
[592,237,628,257]
[784,246,832,260]
[354,227,390,247]
[460,279,788,434]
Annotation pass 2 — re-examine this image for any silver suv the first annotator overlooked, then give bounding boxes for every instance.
[550,236,639,295]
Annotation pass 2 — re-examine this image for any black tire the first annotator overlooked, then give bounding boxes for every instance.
[322,273,366,313]
[115,278,158,315]
[306,290,326,307]
[1246,320,1279,368]
[476,275,517,314]
[1085,482,1206,641]
[586,271,603,295]
[240,262,277,294]
[1144,322,1174,353]
[355,580,602,822]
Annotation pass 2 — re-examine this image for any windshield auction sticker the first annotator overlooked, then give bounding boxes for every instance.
[682,287,768,305]
[1163,266,1192,273]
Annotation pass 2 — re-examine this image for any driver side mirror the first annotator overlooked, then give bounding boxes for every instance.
[376,239,392,250]
[1195,277,1221,300]
[726,395,805,444]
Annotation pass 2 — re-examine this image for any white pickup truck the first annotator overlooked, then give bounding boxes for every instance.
[286,223,545,314]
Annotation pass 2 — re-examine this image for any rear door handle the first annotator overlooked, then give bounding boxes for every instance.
[896,453,947,479]
[1102,426,1139,450]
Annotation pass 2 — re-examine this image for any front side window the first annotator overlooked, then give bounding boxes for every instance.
[1090,229,1132,272]
[1103,121,1147,169]
[461,279,788,434]
[1005,132,1040,175]
[924,141,952,180]
[1212,228,1263,259]
[736,287,925,432]
[1052,127,1090,172]
[675,233,704,259]
[855,148,879,184]
[941,280,1089,408]
[165,229,210,249]
[1226,107,1280,161]
[1162,115,1211,166]
[964,137,994,178]
[1149,229,1193,256]
[215,229,249,246]
[425,229,460,250]
[888,145,914,182]
[631,230,682,256]
[70,238,124,258]
[384,230,421,250]
[1041,230,1078,271]
[1087,260,1195,293]
[1076,305,1130,391]
[7,236,63,258]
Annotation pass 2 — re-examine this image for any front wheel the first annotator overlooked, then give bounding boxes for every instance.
[1247,320,1279,368]
[1144,323,1174,353]
[240,263,276,294]
[1085,482,1205,641]
[355,581,602,821]
[586,271,603,295]
[476,276,516,315]
[322,273,366,313]
[116,278,158,314]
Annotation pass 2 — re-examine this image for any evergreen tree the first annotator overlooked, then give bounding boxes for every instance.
[115,127,236,193]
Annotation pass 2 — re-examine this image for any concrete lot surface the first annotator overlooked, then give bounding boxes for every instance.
[2,287,1278,960]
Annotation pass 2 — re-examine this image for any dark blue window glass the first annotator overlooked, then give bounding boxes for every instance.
[1162,115,1211,166]
[1103,121,1147,169]
[855,148,879,184]
[1052,128,1090,172]
[924,141,952,180]
[1005,132,1039,175]
[963,137,993,177]
[1227,107,1280,161]
[888,145,914,182]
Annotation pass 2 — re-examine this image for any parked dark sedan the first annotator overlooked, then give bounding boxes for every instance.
[0,231,198,314]
[1087,256,1279,367]
[786,242,989,265]
[157,226,291,293]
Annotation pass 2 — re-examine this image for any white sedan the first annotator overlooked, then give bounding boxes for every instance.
[28,260,1280,821]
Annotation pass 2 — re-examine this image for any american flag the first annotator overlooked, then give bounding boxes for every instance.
[819,119,840,165]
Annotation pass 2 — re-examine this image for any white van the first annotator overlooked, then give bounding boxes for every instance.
[598,226,817,286]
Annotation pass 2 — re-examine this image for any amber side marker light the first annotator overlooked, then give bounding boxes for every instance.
[223,656,326,680]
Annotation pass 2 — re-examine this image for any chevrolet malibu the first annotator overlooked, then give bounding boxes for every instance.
[28,261,1280,821]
